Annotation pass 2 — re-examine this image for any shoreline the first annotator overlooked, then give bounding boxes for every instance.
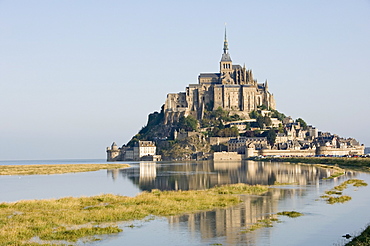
[0,163,130,175]
[254,156,370,245]
[1,160,369,245]
[253,156,370,172]
[0,183,268,245]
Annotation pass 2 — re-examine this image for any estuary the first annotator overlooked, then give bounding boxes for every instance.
[1,160,370,245]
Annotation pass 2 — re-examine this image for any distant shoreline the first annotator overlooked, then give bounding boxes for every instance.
[253,156,370,172]
[0,163,130,175]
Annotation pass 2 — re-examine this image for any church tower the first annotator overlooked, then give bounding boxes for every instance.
[220,26,234,84]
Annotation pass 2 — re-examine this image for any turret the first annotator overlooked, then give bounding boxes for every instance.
[111,142,118,150]
[264,80,269,91]
[107,142,121,161]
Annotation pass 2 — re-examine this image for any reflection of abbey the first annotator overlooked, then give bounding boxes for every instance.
[164,29,275,124]
[107,29,364,161]
[110,161,352,244]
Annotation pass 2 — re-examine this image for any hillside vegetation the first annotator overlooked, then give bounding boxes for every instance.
[126,105,288,160]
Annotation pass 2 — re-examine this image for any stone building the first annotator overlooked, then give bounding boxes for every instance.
[106,140,159,161]
[164,28,276,124]
[228,137,268,154]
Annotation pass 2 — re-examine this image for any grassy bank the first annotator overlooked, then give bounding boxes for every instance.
[0,164,130,175]
[346,225,370,245]
[0,183,269,245]
[260,157,370,172]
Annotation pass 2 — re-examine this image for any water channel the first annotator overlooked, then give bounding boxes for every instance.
[1,159,370,245]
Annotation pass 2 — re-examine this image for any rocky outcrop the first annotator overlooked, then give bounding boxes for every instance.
[160,133,210,160]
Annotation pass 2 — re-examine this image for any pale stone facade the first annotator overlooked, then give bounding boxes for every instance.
[164,30,275,124]
[228,137,268,154]
[106,140,158,161]
[212,152,242,161]
[227,131,365,159]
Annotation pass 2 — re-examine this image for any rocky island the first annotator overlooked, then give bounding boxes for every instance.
[107,30,364,161]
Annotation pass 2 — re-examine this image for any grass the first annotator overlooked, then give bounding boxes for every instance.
[323,172,345,180]
[320,179,368,204]
[242,218,277,232]
[0,183,269,245]
[277,211,304,218]
[241,210,304,233]
[346,224,370,246]
[327,195,352,204]
[0,164,130,175]
[260,157,370,172]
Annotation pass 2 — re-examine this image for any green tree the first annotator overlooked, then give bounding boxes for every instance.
[217,127,239,137]
[217,120,225,130]
[256,115,264,128]
[271,109,286,121]
[213,107,229,120]
[265,129,277,146]
[249,110,260,119]
[263,116,272,127]
[230,114,243,121]
[257,104,268,110]
[179,116,198,131]
[296,118,308,130]
[278,123,284,133]
[127,134,141,147]
[256,115,271,129]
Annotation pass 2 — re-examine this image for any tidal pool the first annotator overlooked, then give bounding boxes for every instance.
[1,160,369,245]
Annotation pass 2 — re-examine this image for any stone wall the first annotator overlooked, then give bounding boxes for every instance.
[244,145,364,158]
[212,152,242,161]
[209,137,232,145]
[316,146,364,156]
[106,149,121,161]
[259,149,316,157]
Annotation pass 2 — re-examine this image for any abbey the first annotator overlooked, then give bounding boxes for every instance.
[164,29,275,124]
[107,29,364,162]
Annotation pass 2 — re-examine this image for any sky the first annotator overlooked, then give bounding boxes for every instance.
[1,0,370,160]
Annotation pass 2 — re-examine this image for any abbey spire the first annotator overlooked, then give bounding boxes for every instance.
[221,25,232,62]
[220,25,233,83]
[223,25,229,54]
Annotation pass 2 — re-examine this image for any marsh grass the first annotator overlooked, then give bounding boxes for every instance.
[242,211,304,233]
[0,183,269,245]
[261,157,370,172]
[325,190,343,195]
[321,179,367,204]
[242,217,277,233]
[327,195,352,204]
[277,211,304,218]
[0,164,130,175]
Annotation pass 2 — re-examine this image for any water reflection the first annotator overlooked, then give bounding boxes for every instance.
[113,161,350,192]
[167,188,303,245]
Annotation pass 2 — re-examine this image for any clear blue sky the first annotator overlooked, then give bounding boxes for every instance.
[1,0,370,160]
